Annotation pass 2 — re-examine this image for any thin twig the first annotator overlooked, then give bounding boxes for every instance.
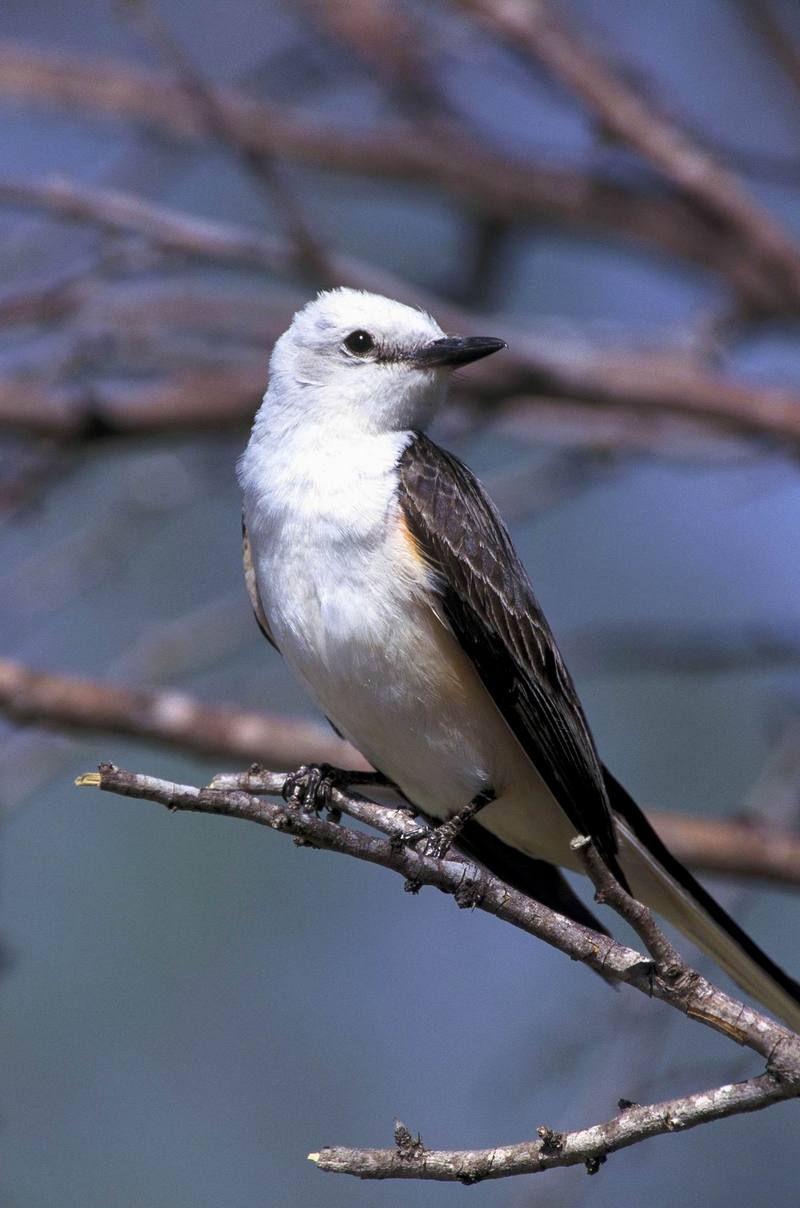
[572,835,684,974]
[122,0,331,282]
[0,273,88,326]
[73,763,800,1182]
[208,769,419,839]
[294,0,512,303]
[296,0,453,121]
[738,0,800,105]
[0,177,415,297]
[310,1072,793,1181]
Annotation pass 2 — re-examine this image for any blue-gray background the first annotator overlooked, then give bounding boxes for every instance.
[3,1,800,1204]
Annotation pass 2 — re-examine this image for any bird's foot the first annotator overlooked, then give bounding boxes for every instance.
[282,764,391,812]
[396,787,496,860]
[282,763,343,811]
[420,819,462,860]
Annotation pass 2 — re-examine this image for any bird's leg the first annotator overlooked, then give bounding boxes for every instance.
[423,787,496,858]
[398,787,496,859]
[282,764,393,812]
[341,769,394,788]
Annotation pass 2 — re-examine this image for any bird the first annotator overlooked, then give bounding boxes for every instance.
[238,287,800,1032]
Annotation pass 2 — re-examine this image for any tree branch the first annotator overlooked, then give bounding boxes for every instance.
[0,363,265,438]
[0,38,783,304]
[73,762,800,1182]
[295,0,453,121]
[0,658,363,769]
[75,763,800,1065]
[4,658,800,885]
[503,368,800,451]
[123,0,332,283]
[215,768,800,892]
[650,811,800,889]
[458,0,800,311]
[571,834,691,992]
[310,1072,792,1181]
[737,0,800,105]
[4,178,800,451]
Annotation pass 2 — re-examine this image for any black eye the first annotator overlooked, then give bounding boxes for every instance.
[343,329,374,356]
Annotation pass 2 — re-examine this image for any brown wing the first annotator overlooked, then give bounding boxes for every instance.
[242,516,277,650]
[397,432,622,880]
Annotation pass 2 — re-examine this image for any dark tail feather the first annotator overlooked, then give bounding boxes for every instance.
[603,765,800,1032]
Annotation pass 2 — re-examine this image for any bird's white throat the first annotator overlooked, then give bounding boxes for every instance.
[239,399,413,539]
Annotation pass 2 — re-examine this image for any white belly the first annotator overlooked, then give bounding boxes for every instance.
[250,525,574,864]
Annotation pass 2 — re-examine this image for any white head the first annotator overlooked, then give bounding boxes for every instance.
[256,288,505,439]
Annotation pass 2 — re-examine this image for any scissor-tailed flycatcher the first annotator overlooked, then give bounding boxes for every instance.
[239,288,800,1030]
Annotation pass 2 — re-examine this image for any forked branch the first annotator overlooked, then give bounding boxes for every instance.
[74,761,800,1184]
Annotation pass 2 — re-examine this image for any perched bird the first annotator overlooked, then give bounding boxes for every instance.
[239,287,800,1031]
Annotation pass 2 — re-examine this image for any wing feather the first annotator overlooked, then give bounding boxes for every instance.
[242,516,278,650]
[397,432,622,877]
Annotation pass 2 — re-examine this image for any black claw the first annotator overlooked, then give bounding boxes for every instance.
[283,764,329,810]
[418,786,496,860]
[391,787,496,860]
[281,763,371,812]
[390,827,425,851]
[389,821,458,860]
[422,824,459,861]
[282,765,304,805]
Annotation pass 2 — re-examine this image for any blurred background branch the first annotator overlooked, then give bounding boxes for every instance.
[458,0,800,311]
[0,37,792,306]
[0,657,363,769]
[5,178,800,450]
[3,655,800,887]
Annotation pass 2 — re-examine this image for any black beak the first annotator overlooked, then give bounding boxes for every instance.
[412,335,507,369]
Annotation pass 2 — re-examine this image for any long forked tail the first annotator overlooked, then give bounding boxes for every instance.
[603,767,800,1034]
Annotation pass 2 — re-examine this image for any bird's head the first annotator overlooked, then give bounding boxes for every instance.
[263,288,505,436]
